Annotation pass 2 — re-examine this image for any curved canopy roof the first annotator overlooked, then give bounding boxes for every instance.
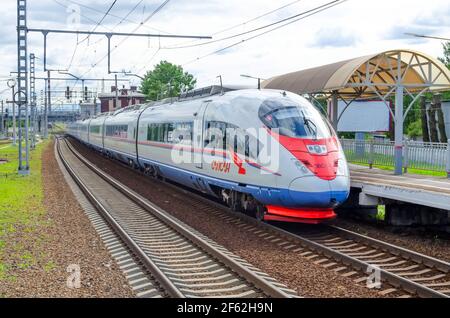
[262,49,450,98]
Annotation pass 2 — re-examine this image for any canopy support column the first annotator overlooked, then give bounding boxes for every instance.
[331,90,338,131]
[394,85,404,175]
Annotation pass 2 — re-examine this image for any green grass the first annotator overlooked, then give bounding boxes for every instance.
[376,205,386,221]
[50,122,67,135]
[368,164,446,177]
[345,150,447,177]
[0,140,49,280]
[351,161,447,177]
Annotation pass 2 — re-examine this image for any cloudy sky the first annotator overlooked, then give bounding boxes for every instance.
[0,0,449,104]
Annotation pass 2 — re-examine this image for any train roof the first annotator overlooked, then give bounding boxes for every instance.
[75,85,296,123]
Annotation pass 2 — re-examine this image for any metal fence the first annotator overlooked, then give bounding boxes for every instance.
[341,139,450,174]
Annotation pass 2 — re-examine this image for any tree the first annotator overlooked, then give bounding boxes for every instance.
[406,119,422,140]
[140,61,197,101]
[438,41,450,69]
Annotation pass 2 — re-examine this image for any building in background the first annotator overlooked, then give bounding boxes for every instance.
[98,86,146,113]
[79,101,99,119]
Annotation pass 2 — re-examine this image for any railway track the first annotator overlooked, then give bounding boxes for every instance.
[282,224,450,298]
[56,137,297,298]
[66,137,450,298]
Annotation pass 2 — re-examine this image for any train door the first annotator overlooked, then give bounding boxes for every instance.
[101,117,106,150]
[87,120,91,144]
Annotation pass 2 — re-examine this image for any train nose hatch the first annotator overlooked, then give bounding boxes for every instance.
[288,177,332,207]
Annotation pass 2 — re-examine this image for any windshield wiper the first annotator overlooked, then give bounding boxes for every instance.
[301,111,318,140]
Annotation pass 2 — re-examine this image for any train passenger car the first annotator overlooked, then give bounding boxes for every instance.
[103,105,144,166]
[137,98,203,186]
[87,114,108,151]
[78,118,91,144]
[66,122,77,139]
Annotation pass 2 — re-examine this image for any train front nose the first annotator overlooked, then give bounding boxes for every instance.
[288,176,350,208]
[265,177,344,223]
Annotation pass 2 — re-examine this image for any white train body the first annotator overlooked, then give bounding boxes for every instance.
[68,88,350,223]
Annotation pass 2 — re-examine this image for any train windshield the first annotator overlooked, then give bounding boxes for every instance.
[259,99,333,139]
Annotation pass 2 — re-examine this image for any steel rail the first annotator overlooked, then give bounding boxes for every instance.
[261,225,450,298]
[328,225,450,273]
[62,137,291,298]
[56,137,184,298]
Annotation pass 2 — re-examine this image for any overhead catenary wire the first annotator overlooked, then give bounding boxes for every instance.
[135,48,161,75]
[81,0,118,44]
[405,33,450,42]
[83,0,168,49]
[53,0,115,27]
[131,0,310,75]
[183,0,349,66]
[213,0,304,36]
[61,0,171,34]
[170,0,304,48]
[167,0,340,50]
[62,0,118,73]
[69,0,152,90]
[115,0,346,80]
[77,0,172,80]
[53,0,114,70]
[70,0,143,76]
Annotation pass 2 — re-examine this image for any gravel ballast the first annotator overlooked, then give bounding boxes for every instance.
[0,140,133,298]
[71,138,387,298]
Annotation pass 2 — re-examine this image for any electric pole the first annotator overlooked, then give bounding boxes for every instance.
[44,70,50,138]
[30,53,37,149]
[16,0,30,175]
[115,74,119,109]
[7,79,17,146]
[0,101,3,137]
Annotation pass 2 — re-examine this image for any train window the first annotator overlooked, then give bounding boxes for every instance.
[205,121,239,159]
[147,124,158,142]
[90,125,100,134]
[173,122,193,145]
[205,121,261,159]
[105,125,128,138]
[259,99,332,139]
[228,128,261,160]
[147,122,193,144]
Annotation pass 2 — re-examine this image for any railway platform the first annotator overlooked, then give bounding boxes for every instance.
[350,165,450,211]
[348,165,450,226]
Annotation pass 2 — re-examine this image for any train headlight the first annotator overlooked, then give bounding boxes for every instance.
[336,158,349,176]
[293,159,308,174]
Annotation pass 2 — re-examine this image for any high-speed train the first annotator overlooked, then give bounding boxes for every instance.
[67,86,350,223]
